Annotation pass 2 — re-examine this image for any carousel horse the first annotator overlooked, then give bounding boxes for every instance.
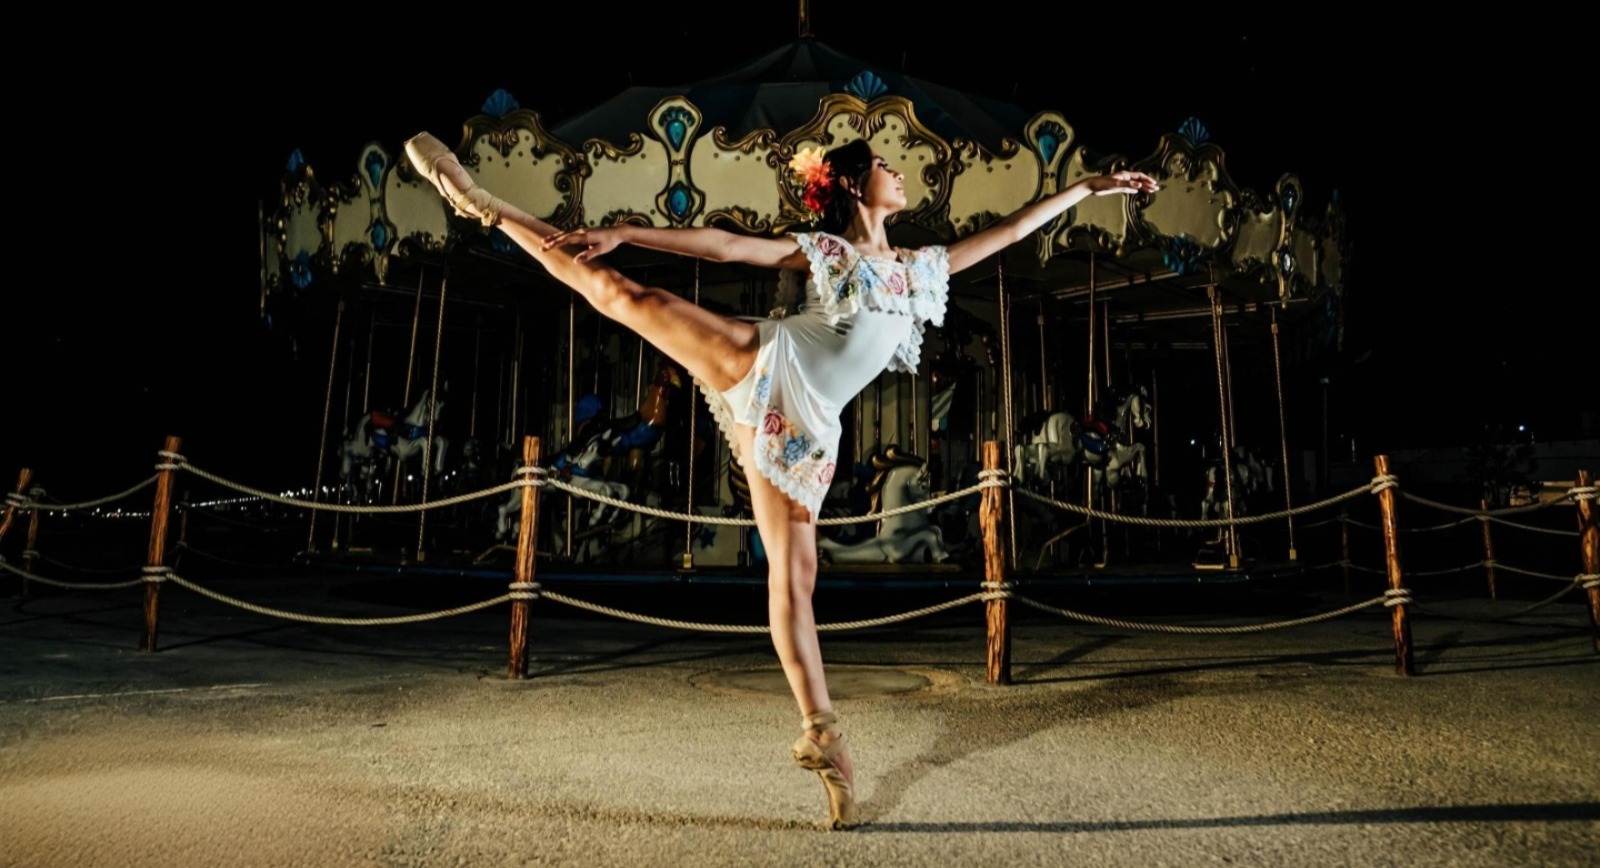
[816,449,950,565]
[337,387,448,501]
[1014,387,1152,490]
[495,364,685,553]
[1200,444,1275,521]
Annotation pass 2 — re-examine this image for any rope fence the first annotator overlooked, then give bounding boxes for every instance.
[5,446,1596,681]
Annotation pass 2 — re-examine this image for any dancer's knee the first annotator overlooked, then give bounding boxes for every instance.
[586,271,651,318]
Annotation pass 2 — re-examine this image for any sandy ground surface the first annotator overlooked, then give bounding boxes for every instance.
[1,572,1596,867]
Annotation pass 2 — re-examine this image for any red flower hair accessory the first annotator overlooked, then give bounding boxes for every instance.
[788,145,833,214]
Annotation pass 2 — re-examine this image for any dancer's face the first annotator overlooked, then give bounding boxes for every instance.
[860,152,906,212]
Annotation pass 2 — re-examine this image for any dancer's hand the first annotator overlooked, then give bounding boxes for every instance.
[541,226,625,263]
[1081,171,1160,196]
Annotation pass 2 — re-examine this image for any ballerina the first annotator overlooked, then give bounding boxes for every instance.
[403,130,1156,828]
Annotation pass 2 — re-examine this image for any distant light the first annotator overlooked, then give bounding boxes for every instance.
[1518,425,1526,432]
[1189,439,1196,446]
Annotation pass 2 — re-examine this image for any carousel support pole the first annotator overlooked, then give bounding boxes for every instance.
[508,436,543,679]
[416,277,449,563]
[393,271,427,505]
[1374,455,1413,676]
[509,316,525,454]
[1575,469,1599,653]
[1,469,33,596]
[1270,311,1297,561]
[1037,304,1050,412]
[309,298,345,556]
[1479,497,1497,599]
[1152,368,1160,491]
[910,371,919,454]
[683,262,700,570]
[1340,510,1351,594]
[176,489,190,570]
[997,255,1018,570]
[142,436,182,652]
[634,336,646,560]
[21,485,42,600]
[980,442,1011,685]
[334,329,359,552]
[1086,253,1099,564]
[1209,287,1239,568]
[470,324,483,441]
[566,296,576,560]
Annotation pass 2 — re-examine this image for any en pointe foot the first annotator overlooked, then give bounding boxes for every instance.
[403,132,504,227]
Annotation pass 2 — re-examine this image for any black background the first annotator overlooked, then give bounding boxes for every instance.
[7,9,1584,500]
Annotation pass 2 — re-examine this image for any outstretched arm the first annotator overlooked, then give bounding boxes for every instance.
[541,225,808,270]
[945,171,1159,274]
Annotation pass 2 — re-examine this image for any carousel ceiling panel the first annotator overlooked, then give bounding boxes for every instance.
[948,137,1042,239]
[280,175,325,268]
[384,155,450,254]
[583,134,671,227]
[1135,134,1237,251]
[1052,147,1132,255]
[778,96,953,233]
[1288,226,1318,297]
[691,126,782,232]
[463,129,582,225]
[1233,195,1283,277]
[327,144,391,274]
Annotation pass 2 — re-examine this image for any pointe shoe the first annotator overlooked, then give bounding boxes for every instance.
[792,710,857,830]
[403,132,504,228]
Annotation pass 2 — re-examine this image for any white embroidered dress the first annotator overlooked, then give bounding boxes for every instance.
[696,231,950,518]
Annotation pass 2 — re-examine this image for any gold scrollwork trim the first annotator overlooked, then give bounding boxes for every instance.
[464,109,589,229]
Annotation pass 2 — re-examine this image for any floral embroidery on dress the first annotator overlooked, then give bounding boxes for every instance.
[756,406,835,508]
[791,232,949,376]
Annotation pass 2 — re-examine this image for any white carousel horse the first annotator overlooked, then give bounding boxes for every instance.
[816,461,949,564]
[1200,445,1275,521]
[337,389,449,502]
[386,389,450,479]
[495,434,631,541]
[1015,387,1152,488]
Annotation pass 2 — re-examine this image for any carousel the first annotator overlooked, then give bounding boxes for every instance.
[259,28,1347,585]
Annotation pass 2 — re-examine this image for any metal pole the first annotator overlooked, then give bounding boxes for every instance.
[309,299,344,555]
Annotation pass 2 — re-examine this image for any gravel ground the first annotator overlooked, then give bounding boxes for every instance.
[1,573,1596,867]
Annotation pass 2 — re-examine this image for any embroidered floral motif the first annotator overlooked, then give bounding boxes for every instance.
[755,406,835,509]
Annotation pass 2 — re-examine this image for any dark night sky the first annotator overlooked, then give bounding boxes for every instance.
[6,9,1586,498]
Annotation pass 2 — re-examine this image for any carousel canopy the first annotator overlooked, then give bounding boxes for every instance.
[262,33,1346,364]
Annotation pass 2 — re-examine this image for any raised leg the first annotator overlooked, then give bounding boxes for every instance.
[404,133,757,392]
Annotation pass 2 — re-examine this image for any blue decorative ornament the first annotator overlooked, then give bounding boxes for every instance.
[659,107,693,151]
[364,151,385,188]
[1178,117,1211,147]
[482,88,520,117]
[1162,235,1202,277]
[369,222,388,249]
[1036,121,1066,166]
[667,184,691,219]
[1332,187,1341,204]
[845,70,888,101]
[1282,187,1298,215]
[289,251,313,290]
[286,149,306,173]
[1276,248,1296,275]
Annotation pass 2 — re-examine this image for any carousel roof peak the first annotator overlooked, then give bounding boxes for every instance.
[551,36,1029,154]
